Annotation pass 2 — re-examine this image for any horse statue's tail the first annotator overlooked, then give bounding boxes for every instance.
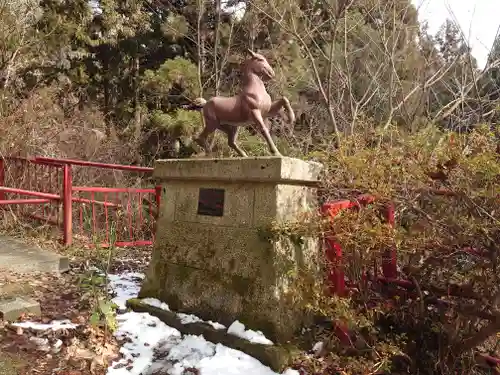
[182,97,207,111]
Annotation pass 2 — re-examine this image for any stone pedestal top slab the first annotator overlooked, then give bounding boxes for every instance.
[153,156,323,184]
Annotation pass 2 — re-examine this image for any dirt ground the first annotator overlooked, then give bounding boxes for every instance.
[0,245,152,375]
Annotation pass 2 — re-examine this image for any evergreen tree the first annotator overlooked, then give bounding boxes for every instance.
[2,0,496,156]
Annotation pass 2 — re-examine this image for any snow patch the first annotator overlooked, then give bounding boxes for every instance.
[207,320,226,330]
[177,313,203,325]
[109,312,181,375]
[227,320,274,345]
[176,313,226,330]
[142,297,170,311]
[107,273,144,310]
[106,273,297,375]
[312,341,323,354]
[167,335,216,375]
[11,319,78,331]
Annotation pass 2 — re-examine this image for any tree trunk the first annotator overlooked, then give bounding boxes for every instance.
[103,49,112,136]
[197,0,205,97]
[214,0,221,95]
[133,54,142,142]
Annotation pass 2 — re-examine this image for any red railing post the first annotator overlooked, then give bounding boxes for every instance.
[62,164,73,246]
[0,158,5,200]
[321,201,352,297]
[381,202,398,278]
[321,202,350,346]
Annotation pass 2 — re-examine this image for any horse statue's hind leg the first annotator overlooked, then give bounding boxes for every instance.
[195,117,248,157]
[194,116,218,156]
[219,124,247,157]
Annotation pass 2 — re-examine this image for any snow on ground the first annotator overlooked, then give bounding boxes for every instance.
[11,319,79,331]
[312,341,323,355]
[107,272,299,375]
[227,321,274,345]
[107,272,145,310]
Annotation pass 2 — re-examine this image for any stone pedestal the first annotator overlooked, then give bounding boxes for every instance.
[139,157,323,343]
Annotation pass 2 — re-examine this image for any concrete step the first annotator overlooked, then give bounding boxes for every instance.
[0,236,69,274]
[0,296,41,321]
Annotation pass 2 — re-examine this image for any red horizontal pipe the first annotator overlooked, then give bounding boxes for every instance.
[0,156,63,167]
[73,186,156,193]
[0,187,60,200]
[35,157,153,173]
[0,199,52,205]
[478,353,500,366]
[72,197,120,207]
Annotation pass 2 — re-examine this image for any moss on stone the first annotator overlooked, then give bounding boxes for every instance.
[139,258,310,343]
[230,274,253,296]
[173,263,192,284]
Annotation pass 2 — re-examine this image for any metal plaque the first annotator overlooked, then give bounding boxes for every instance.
[197,188,225,217]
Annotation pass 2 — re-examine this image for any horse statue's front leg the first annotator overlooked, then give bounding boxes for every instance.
[249,109,282,156]
[269,96,296,124]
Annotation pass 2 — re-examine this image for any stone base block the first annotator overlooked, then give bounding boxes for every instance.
[139,261,307,343]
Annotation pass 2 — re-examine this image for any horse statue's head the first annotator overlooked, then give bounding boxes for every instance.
[241,49,275,81]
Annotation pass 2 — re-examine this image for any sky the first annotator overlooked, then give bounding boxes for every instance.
[412,0,500,68]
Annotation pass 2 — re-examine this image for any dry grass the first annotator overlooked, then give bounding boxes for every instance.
[270,124,499,374]
[0,353,25,375]
[0,86,158,243]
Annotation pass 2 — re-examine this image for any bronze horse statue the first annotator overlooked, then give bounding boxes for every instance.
[184,49,295,157]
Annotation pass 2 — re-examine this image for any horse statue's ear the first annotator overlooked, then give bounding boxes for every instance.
[246,48,257,58]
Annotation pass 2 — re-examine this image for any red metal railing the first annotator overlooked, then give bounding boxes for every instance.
[321,195,500,368]
[322,194,397,297]
[0,157,65,228]
[71,186,160,247]
[321,194,396,345]
[0,156,159,247]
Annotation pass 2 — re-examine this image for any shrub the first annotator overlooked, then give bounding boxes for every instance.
[273,124,499,374]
